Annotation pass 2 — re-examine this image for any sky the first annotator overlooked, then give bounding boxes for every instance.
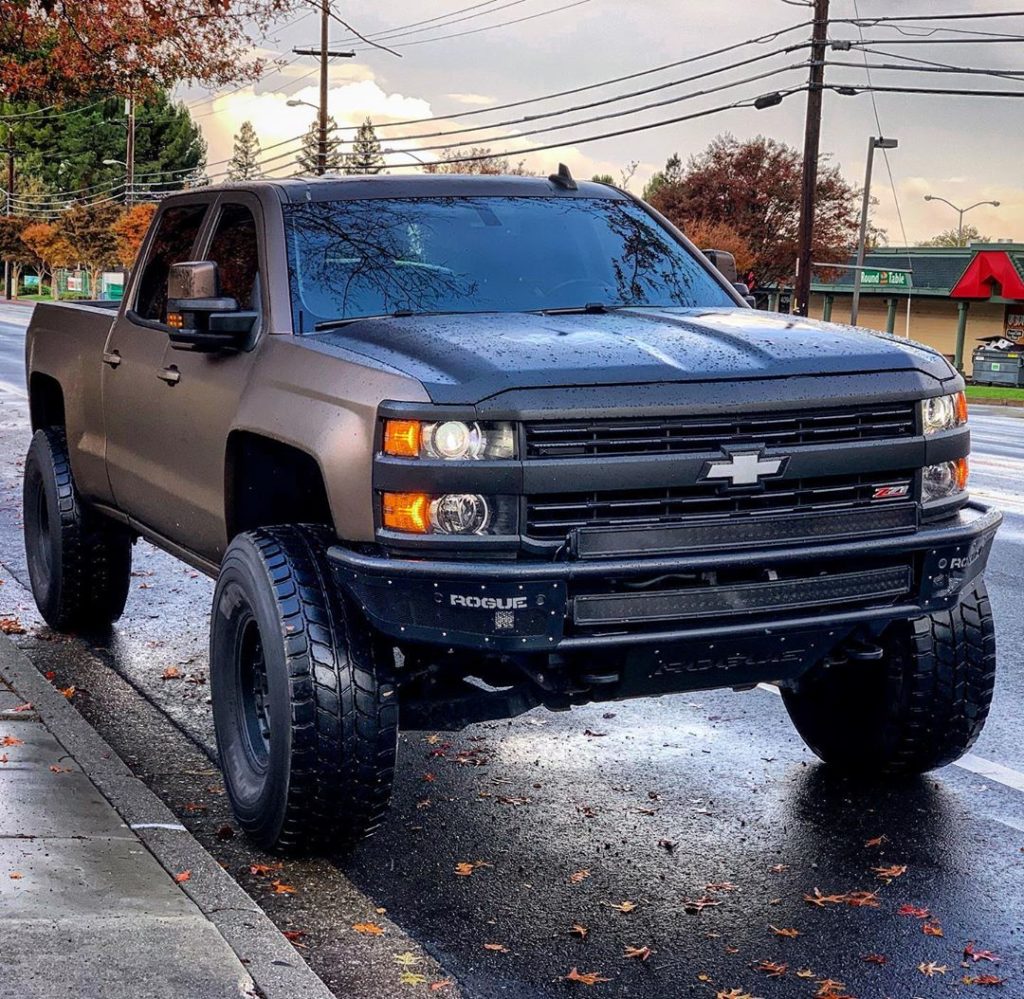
[178,0,1024,246]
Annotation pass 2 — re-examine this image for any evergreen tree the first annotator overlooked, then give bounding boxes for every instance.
[346,117,384,175]
[227,121,262,181]
[10,90,205,198]
[295,116,346,175]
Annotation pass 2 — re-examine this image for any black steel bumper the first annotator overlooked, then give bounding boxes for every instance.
[328,501,1001,655]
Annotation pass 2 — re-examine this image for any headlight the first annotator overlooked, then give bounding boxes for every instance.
[381,492,516,535]
[922,458,969,504]
[921,392,968,434]
[383,419,515,460]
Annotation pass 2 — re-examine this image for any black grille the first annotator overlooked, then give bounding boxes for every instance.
[525,472,916,541]
[525,402,917,459]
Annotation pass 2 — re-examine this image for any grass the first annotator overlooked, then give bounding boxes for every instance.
[966,384,1024,404]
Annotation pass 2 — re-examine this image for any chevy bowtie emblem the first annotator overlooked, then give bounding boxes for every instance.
[702,450,789,487]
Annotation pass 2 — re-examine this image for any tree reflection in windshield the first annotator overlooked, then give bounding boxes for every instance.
[283,196,734,330]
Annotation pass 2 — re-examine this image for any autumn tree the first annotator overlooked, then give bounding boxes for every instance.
[111,203,157,267]
[63,201,123,294]
[683,219,755,278]
[921,225,990,248]
[346,118,385,175]
[0,1,300,104]
[646,135,861,286]
[423,146,532,176]
[0,215,32,297]
[20,222,75,299]
[642,153,682,202]
[227,121,262,181]
[295,116,346,175]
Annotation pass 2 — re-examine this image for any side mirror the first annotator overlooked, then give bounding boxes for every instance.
[732,282,757,309]
[166,261,257,352]
[702,248,738,284]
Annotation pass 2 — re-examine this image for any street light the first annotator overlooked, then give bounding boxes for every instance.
[851,136,899,325]
[286,99,318,111]
[923,194,1000,246]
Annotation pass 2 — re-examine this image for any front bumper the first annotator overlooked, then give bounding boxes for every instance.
[329,501,1001,654]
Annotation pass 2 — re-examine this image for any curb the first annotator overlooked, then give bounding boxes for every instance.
[0,632,336,999]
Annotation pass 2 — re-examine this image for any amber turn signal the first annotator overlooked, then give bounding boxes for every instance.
[954,456,969,492]
[382,492,430,533]
[955,390,969,426]
[383,419,421,457]
[167,312,184,329]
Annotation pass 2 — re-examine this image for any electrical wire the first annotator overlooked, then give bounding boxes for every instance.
[849,46,1024,82]
[829,82,1024,97]
[829,59,1024,81]
[837,10,1024,26]
[351,0,533,44]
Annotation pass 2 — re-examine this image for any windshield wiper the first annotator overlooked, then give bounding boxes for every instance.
[536,303,624,316]
[313,310,421,332]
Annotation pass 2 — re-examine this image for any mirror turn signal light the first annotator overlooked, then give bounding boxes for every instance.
[382,492,430,533]
[167,312,184,329]
[383,419,421,457]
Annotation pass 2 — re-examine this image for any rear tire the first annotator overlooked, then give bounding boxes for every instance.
[23,427,132,632]
[210,525,398,853]
[782,583,995,775]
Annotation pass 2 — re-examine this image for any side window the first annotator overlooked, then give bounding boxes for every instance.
[134,204,208,321]
[205,204,261,311]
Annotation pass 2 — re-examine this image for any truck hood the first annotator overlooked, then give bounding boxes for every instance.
[309,307,954,405]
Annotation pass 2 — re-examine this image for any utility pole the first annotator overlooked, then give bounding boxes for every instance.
[293,1,354,176]
[793,0,830,317]
[125,95,135,205]
[3,126,14,300]
[851,136,898,325]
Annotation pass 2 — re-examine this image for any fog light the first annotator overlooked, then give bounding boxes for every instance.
[922,458,969,503]
[430,493,490,534]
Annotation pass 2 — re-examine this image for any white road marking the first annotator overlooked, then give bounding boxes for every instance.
[129,822,187,831]
[757,683,1024,795]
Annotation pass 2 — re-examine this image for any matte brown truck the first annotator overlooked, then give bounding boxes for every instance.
[23,174,1000,852]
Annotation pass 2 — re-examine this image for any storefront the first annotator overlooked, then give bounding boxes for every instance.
[809,243,1024,374]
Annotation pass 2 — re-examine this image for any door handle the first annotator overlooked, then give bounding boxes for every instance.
[102,350,121,368]
[157,366,180,385]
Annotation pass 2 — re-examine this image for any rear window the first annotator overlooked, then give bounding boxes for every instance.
[283,196,733,331]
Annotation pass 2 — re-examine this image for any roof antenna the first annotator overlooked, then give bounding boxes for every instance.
[548,163,577,191]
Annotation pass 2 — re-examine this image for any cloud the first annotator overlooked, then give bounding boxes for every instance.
[445,93,495,106]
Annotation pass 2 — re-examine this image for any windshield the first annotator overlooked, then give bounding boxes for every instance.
[282,196,734,330]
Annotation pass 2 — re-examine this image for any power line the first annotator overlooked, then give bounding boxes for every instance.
[357,0,532,44]
[836,10,1024,26]
[828,82,1024,97]
[335,45,810,145]
[829,59,1024,81]
[342,0,505,41]
[850,47,1024,82]
[324,19,812,135]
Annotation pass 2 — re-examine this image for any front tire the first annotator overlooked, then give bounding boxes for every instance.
[210,526,398,852]
[23,427,132,632]
[782,583,995,775]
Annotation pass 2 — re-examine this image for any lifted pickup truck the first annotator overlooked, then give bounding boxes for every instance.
[23,173,1000,852]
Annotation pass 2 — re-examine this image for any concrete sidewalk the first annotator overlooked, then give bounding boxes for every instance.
[0,634,335,999]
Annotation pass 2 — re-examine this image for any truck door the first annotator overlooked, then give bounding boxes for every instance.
[145,196,267,563]
[102,200,213,534]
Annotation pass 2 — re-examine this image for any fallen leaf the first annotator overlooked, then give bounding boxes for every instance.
[12,703,32,712]
[483,943,508,953]
[59,686,75,699]
[1,735,24,747]
[716,991,755,999]
[795,968,815,978]
[804,888,848,907]
[249,863,282,877]
[815,980,846,996]
[399,971,427,986]
[697,972,712,982]
[863,954,888,965]
[605,900,637,913]
[44,671,56,681]
[964,943,1002,963]
[583,729,607,737]
[683,896,721,913]
[623,946,652,961]
[215,824,235,841]
[918,962,948,977]
[864,835,888,848]
[846,890,881,908]
[271,880,296,894]
[705,882,738,893]
[963,974,1006,986]
[872,864,907,883]
[174,870,191,883]
[0,754,7,764]
[724,946,740,955]
[352,922,384,935]
[9,871,23,879]
[423,773,436,782]
[923,922,944,937]
[430,981,454,992]
[564,968,611,985]
[569,923,589,939]
[769,926,800,938]
[569,869,591,884]
[753,960,787,977]
[769,864,789,873]
[183,802,207,813]
[161,666,182,680]
[454,860,491,877]
[897,904,930,919]
[282,930,306,943]
[0,617,26,634]
[48,764,71,773]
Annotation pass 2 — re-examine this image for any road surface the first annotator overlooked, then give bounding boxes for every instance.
[1,300,1022,998]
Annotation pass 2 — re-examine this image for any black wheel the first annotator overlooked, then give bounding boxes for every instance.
[782,583,995,775]
[210,525,398,853]
[23,427,132,632]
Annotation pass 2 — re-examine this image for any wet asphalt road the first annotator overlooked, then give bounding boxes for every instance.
[1,300,1024,998]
